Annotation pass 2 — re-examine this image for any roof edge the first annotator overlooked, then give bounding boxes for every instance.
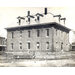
[5,22,71,31]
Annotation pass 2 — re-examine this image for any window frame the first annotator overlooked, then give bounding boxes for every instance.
[11,32,14,39]
[11,43,13,50]
[20,31,22,38]
[36,42,40,50]
[46,42,49,50]
[46,29,49,37]
[28,42,30,49]
[19,43,22,50]
[37,30,40,37]
[28,30,31,38]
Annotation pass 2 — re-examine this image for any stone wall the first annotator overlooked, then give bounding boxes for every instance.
[7,26,53,52]
[53,27,69,52]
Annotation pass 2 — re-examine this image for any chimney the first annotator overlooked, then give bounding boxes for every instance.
[53,15,61,23]
[28,11,30,16]
[44,8,47,15]
[60,18,66,26]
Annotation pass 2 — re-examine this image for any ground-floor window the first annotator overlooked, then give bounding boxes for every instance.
[37,42,40,50]
[20,43,22,50]
[61,42,63,50]
[11,43,13,50]
[28,42,30,49]
[72,46,75,50]
[46,42,49,50]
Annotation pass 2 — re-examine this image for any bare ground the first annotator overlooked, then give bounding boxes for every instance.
[0,59,75,67]
[0,52,75,67]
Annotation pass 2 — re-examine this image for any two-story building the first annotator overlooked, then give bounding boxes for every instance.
[5,8,70,58]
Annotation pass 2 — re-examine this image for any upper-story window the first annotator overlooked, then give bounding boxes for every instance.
[61,31,63,37]
[20,31,22,38]
[46,29,49,36]
[56,29,57,36]
[11,32,14,39]
[37,30,40,37]
[28,30,31,37]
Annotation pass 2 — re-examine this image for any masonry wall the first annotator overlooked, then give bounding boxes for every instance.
[7,25,70,53]
[53,27,69,52]
[7,26,53,52]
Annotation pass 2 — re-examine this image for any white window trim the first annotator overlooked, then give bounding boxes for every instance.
[19,43,22,50]
[46,29,49,37]
[11,32,14,39]
[27,42,30,50]
[46,42,49,50]
[36,42,40,50]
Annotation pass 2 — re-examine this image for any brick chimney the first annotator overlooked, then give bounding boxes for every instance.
[44,8,47,15]
[60,18,66,26]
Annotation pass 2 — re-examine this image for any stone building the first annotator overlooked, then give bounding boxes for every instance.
[5,22,70,52]
[5,8,70,58]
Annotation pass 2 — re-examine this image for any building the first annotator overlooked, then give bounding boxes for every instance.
[0,37,6,51]
[5,8,70,58]
[69,30,75,50]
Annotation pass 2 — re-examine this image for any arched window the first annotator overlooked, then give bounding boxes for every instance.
[37,42,40,50]
[28,42,30,49]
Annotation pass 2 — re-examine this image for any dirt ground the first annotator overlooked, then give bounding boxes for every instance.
[0,51,75,67]
[0,59,75,67]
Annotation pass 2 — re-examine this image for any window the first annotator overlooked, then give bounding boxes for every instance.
[20,43,22,50]
[56,42,58,48]
[11,43,13,50]
[61,42,63,50]
[20,31,22,38]
[56,29,57,36]
[1,40,4,45]
[46,29,49,36]
[46,42,49,49]
[37,30,40,37]
[37,42,40,50]
[72,46,75,50]
[3,41,4,45]
[61,31,63,37]
[11,32,14,39]
[28,42,30,49]
[28,30,30,37]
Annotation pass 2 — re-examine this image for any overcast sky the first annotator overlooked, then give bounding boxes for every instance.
[0,7,75,38]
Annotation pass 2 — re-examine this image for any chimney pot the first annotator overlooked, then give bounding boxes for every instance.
[45,8,47,15]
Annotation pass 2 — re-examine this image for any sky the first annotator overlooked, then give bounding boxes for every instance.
[0,7,75,40]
